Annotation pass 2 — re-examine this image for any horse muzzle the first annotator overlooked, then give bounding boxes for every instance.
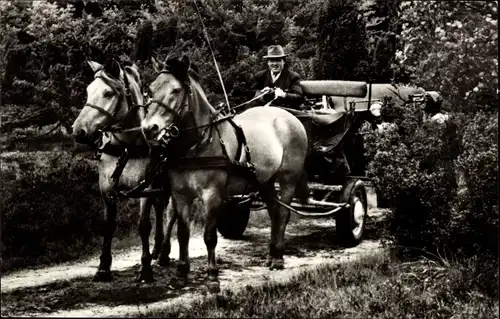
[72,128,103,147]
[73,129,91,145]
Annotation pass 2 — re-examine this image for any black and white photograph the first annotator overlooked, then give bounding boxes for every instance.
[1,0,498,317]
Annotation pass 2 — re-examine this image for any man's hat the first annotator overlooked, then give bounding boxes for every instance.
[264,45,288,59]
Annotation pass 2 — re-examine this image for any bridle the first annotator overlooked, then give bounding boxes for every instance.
[83,68,140,131]
[144,69,193,143]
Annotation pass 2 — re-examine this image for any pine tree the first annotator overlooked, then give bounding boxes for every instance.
[313,0,370,81]
[365,0,402,82]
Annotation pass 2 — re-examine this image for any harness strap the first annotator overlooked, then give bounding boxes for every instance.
[227,118,252,164]
[84,103,116,122]
[109,148,129,200]
[99,144,152,158]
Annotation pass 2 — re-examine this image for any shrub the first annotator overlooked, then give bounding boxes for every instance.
[361,100,458,256]
[362,98,498,260]
[453,111,498,256]
[0,150,139,272]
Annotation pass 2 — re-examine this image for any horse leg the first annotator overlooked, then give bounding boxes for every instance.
[203,195,222,293]
[151,196,166,260]
[270,177,297,270]
[137,197,155,282]
[170,196,192,288]
[159,200,177,267]
[93,197,117,282]
[259,180,279,268]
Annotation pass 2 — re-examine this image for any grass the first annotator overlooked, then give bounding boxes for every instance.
[134,254,498,318]
[0,148,153,274]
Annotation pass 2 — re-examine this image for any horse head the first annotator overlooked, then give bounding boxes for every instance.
[142,54,211,146]
[72,59,143,145]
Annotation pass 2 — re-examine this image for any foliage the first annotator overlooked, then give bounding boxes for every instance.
[361,100,460,255]
[361,93,498,259]
[0,0,144,131]
[135,254,498,318]
[453,111,498,256]
[365,0,402,82]
[0,150,139,272]
[394,1,498,112]
[356,0,498,260]
[1,0,398,125]
[314,0,370,81]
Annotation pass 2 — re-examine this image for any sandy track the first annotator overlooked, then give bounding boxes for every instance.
[1,209,385,317]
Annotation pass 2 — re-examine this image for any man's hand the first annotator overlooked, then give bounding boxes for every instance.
[274,87,286,98]
[260,87,273,94]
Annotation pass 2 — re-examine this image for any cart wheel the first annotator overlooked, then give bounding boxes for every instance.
[217,200,251,239]
[336,179,368,247]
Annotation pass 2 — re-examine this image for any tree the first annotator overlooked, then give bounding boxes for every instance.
[364,0,402,82]
[314,0,370,81]
[1,1,140,133]
[394,0,498,113]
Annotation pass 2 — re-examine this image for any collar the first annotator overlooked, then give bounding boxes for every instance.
[270,70,282,83]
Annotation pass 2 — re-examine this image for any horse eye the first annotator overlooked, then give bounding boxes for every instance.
[172,88,182,95]
[103,91,114,98]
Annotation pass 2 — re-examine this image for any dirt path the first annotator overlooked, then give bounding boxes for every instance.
[1,209,386,317]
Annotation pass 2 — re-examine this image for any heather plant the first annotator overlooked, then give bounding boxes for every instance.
[0,150,141,272]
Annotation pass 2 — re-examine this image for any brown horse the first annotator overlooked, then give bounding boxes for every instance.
[72,60,176,282]
[140,55,309,292]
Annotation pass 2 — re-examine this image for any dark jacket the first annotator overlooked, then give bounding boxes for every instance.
[250,68,304,109]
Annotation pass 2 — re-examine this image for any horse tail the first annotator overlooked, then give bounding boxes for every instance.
[295,169,309,204]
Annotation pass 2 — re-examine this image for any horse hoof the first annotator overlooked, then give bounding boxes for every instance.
[205,279,221,294]
[136,274,155,283]
[269,260,285,270]
[93,270,113,282]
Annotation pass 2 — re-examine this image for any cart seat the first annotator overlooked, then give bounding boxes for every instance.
[299,80,367,97]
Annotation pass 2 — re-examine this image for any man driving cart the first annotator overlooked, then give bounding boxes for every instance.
[250,45,304,109]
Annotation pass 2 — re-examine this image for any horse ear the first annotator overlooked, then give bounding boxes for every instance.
[151,56,164,73]
[125,65,141,85]
[131,63,139,72]
[87,60,103,73]
[181,55,190,71]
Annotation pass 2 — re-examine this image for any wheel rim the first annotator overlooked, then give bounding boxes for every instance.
[352,196,365,237]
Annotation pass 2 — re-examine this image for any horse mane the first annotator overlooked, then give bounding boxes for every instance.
[188,64,200,81]
[162,54,218,113]
[124,65,141,85]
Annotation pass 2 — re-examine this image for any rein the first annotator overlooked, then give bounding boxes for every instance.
[212,90,271,117]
